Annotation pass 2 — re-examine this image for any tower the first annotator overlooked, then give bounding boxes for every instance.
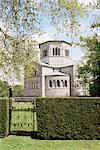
[39,41,71,66]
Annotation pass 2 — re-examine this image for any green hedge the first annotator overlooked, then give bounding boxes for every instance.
[0,98,9,137]
[36,97,100,140]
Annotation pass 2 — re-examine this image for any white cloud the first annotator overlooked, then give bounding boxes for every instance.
[33,0,97,4]
[78,0,97,4]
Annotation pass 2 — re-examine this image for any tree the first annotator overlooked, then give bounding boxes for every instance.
[78,34,100,96]
[13,85,24,97]
[0,0,99,81]
[41,0,88,37]
[0,80,9,97]
[78,6,100,97]
[0,0,40,80]
[0,0,88,81]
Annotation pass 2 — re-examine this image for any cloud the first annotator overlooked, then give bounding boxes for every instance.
[78,0,97,4]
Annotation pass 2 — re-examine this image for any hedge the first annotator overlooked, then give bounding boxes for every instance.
[0,98,9,137]
[36,97,100,140]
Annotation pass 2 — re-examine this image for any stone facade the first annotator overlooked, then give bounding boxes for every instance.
[24,41,89,97]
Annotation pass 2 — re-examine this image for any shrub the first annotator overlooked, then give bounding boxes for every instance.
[36,97,100,140]
[0,98,9,137]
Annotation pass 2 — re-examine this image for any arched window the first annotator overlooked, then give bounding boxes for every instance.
[65,50,69,57]
[53,47,60,56]
[43,50,47,57]
[58,48,60,55]
[55,47,57,55]
[53,48,55,55]
[34,82,36,88]
[35,82,38,89]
[65,80,67,87]
[57,80,60,87]
[61,80,64,87]
[53,80,56,88]
[29,81,33,89]
[49,80,52,87]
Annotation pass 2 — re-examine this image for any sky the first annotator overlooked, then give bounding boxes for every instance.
[35,0,100,61]
[0,0,99,62]
[0,0,100,85]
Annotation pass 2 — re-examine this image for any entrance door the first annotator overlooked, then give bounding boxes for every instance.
[10,101,34,135]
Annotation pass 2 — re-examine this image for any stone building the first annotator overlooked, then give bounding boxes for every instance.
[24,41,89,97]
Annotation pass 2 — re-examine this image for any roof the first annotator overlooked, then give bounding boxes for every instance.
[46,71,69,76]
[39,40,71,47]
[39,60,78,68]
[39,62,51,67]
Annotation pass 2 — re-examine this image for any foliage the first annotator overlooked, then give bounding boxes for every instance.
[36,97,100,140]
[78,35,100,96]
[13,85,24,97]
[0,98,9,137]
[0,0,40,79]
[89,79,100,96]
[0,0,86,78]
[0,0,99,79]
[41,0,88,37]
[0,80,9,97]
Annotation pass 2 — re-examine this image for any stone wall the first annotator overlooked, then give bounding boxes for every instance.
[61,66,73,96]
[45,75,70,97]
[73,63,89,96]
[40,41,71,66]
[24,63,42,97]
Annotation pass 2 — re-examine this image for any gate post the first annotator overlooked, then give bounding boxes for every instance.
[33,99,37,131]
[33,99,37,138]
[8,99,12,135]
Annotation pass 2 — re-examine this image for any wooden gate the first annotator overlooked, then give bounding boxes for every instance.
[9,97,37,136]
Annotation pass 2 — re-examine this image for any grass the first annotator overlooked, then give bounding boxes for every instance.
[0,136,100,150]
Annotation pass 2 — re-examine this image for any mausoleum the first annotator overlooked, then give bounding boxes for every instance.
[24,41,89,97]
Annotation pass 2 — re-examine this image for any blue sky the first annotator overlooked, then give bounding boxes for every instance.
[36,0,100,60]
[0,0,100,84]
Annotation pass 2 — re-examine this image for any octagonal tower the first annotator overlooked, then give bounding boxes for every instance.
[39,41,71,67]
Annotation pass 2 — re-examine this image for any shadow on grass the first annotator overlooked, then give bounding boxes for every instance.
[10,131,100,140]
[10,131,33,137]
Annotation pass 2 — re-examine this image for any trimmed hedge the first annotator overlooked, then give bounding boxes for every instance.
[36,97,100,140]
[0,98,9,137]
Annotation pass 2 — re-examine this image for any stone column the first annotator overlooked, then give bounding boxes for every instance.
[42,75,45,97]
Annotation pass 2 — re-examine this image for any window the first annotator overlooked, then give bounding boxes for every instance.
[28,81,33,89]
[53,47,60,56]
[65,80,67,87]
[49,79,68,88]
[57,80,60,87]
[43,50,47,57]
[53,48,55,55]
[65,50,69,57]
[53,80,56,88]
[32,81,39,89]
[49,80,52,87]
[61,80,64,87]
[55,47,57,55]
[35,82,38,88]
[58,48,60,55]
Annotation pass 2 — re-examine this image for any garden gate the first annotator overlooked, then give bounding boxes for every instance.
[9,97,37,136]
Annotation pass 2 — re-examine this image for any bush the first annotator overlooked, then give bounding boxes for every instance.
[0,98,9,137]
[36,97,100,140]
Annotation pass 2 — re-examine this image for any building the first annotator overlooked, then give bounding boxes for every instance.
[24,41,89,97]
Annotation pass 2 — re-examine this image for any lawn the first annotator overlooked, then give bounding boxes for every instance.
[0,136,100,150]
